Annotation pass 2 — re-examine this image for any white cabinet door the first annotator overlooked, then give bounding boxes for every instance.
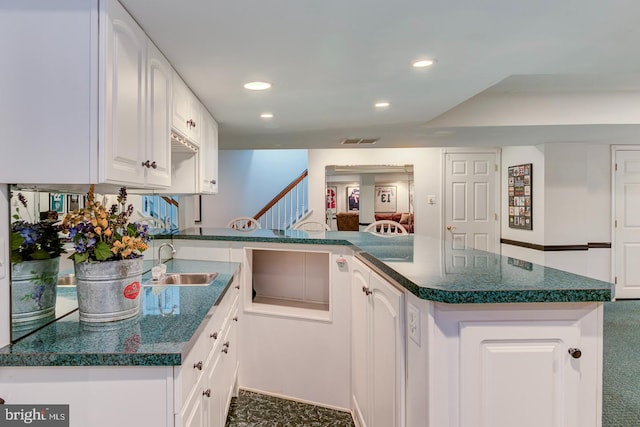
[101,0,147,186]
[200,113,219,194]
[370,271,404,427]
[352,257,405,427]
[204,351,225,427]
[179,384,206,427]
[459,322,582,427]
[351,261,371,427]
[172,71,202,144]
[146,41,172,187]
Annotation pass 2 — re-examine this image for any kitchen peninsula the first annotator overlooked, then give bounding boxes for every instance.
[0,229,613,427]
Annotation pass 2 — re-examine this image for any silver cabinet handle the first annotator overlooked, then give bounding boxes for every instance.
[141,160,158,169]
[568,348,582,359]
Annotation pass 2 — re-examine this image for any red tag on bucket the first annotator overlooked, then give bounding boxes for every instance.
[124,281,140,300]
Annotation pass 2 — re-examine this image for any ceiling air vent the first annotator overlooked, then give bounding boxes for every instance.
[340,137,379,145]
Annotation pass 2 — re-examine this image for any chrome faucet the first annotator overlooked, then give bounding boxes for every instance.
[157,243,176,266]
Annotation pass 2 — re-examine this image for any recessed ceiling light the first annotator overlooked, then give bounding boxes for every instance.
[375,102,390,108]
[244,81,272,91]
[412,59,435,68]
[260,113,274,118]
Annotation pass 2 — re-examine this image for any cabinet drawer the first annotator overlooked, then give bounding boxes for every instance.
[175,279,240,411]
[177,329,209,407]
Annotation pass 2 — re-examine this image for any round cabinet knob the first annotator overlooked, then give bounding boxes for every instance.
[210,180,216,185]
[210,332,218,340]
[193,361,203,370]
[141,160,150,168]
[235,284,240,290]
[233,316,238,322]
[203,389,211,398]
[568,348,582,359]
[222,348,228,354]
[446,225,455,231]
[150,161,157,169]
[362,286,372,296]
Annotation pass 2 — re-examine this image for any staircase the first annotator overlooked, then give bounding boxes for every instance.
[253,170,309,230]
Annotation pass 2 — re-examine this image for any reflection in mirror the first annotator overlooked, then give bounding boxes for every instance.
[8,186,181,342]
[325,165,414,232]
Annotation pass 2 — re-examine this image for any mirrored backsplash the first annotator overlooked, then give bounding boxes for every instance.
[8,185,181,342]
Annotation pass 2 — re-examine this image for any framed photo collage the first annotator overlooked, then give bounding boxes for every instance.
[508,163,532,230]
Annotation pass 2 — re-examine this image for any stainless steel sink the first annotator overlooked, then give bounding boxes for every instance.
[146,272,218,286]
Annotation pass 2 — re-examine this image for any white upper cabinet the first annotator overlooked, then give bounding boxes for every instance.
[0,0,171,189]
[172,71,202,145]
[200,113,219,194]
[100,0,171,188]
[145,41,173,188]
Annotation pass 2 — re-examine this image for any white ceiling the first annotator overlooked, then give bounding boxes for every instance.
[120,0,640,149]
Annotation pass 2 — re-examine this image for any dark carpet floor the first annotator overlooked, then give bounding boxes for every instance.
[225,390,354,427]
[603,300,640,426]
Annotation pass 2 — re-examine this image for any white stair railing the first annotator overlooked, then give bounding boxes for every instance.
[254,171,309,230]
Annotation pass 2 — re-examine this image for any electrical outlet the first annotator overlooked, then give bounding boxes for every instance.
[408,303,420,346]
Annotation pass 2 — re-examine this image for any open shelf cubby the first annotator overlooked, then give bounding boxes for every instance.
[248,248,331,316]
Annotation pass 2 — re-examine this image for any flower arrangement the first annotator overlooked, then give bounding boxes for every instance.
[10,193,64,264]
[61,185,150,264]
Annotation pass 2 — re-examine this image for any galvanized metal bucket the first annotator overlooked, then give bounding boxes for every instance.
[74,258,144,323]
[11,257,60,323]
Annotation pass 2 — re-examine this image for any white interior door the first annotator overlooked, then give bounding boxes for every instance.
[614,149,640,299]
[444,152,499,257]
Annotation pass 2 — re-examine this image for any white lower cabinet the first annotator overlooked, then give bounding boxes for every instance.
[351,257,405,427]
[178,290,239,427]
[0,279,239,427]
[425,300,603,427]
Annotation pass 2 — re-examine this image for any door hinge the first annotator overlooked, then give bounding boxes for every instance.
[495,164,498,172]
[615,163,618,171]
[615,219,618,228]
[615,276,618,284]
[494,213,498,221]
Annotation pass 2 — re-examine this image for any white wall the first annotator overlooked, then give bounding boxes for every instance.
[500,142,612,281]
[544,143,589,245]
[199,150,308,228]
[308,148,442,237]
[501,145,545,245]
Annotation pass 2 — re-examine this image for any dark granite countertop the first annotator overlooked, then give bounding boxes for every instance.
[168,227,614,304]
[1,228,612,368]
[0,259,239,367]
